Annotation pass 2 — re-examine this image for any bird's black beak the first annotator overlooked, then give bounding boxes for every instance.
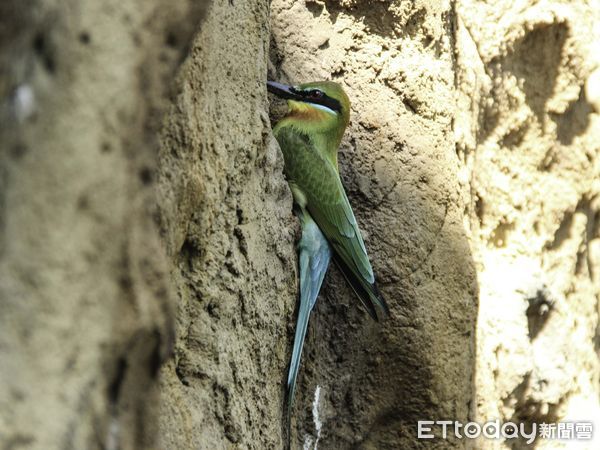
[267,80,303,101]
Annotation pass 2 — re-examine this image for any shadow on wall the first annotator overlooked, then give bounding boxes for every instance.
[268,30,479,450]
[483,20,593,147]
[284,166,479,449]
[306,0,430,41]
[157,0,479,447]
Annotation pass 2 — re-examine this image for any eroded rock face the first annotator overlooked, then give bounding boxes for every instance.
[270,1,477,448]
[158,0,478,448]
[268,0,599,448]
[456,1,600,448]
[2,0,598,448]
[157,1,297,448]
[0,0,207,448]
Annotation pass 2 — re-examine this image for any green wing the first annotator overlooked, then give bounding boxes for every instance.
[275,126,389,320]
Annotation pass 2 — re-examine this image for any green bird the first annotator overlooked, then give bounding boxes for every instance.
[267,80,389,419]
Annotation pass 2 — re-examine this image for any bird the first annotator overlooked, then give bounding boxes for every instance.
[267,80,390,423]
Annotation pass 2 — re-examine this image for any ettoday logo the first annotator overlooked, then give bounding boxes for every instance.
[417,420,593,444]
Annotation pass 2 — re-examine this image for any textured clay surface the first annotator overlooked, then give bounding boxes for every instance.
[157,1,297,449]
[2,0,598,449]
[0,0,207,449]
[270,1,477,448]
[456,1,600,448]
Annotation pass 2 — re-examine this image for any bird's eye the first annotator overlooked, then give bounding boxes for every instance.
[310,89,324,99]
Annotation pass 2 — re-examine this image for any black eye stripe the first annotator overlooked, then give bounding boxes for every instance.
[319,96,342,113]
[292,88,342,113]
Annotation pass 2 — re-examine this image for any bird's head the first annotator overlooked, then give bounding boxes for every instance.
[267,80,350,137]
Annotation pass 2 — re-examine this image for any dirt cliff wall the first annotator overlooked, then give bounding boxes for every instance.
[157,1,297,448]
[0,0,207,448]
[456,1,600,448]
[1,0,598,449]
[269,0,477,448]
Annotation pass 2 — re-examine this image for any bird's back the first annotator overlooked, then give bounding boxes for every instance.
[273,124,388,320]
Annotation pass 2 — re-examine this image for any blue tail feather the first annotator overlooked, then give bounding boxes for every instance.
[286,210,331,422]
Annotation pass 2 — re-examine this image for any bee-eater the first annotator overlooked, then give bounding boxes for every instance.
[267,80,389,420]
